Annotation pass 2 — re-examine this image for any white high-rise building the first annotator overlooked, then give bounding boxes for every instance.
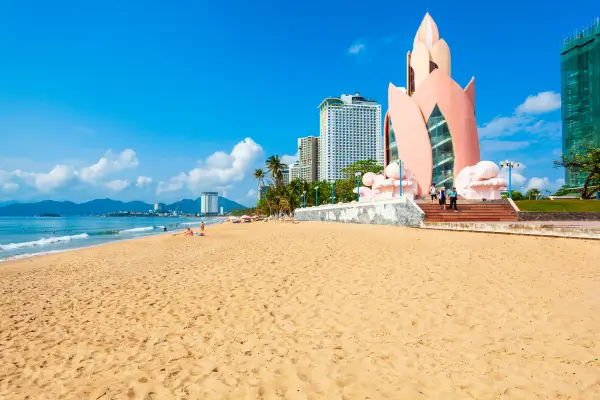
[289,161,299,182]
[281,169,290,186]
[298,136,319,182]
[200,192,219,215]
[318,93,382,182]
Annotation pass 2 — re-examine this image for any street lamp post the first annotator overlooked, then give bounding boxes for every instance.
[303,191,307,208]
[500,160,521,199]
[354,172,361,202]
[397,160,404,197]
[315,186,319,206]
[331,182,335,204]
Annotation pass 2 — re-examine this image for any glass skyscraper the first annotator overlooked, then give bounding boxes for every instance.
[560,18,600,187]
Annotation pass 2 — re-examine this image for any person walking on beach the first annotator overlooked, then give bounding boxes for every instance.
[438,187,446,210]
[200,222,205,233]
[429,183,437,203]
[448,186,458,212]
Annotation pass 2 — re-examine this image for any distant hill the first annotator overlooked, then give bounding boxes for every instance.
[0,196,246,216]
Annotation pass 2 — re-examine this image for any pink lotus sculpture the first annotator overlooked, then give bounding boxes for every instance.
[354,164,419,202]
[455,161,508,200]
[383,13,481,196]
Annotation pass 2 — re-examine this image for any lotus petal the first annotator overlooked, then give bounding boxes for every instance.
[410,41,431,93]
[411,69,480,180]
[430,38,451,76]
[413,13,440,50]
[464,77,475,112]
[387,83,432,195]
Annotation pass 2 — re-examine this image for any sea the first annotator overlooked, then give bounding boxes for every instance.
[0,216,224,262]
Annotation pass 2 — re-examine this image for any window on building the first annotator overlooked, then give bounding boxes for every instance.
[427,104,454,189]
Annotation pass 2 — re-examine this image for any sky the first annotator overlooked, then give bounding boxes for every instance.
[0,0,597,206]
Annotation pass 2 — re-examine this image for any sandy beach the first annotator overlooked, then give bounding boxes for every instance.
[1,221,599,399]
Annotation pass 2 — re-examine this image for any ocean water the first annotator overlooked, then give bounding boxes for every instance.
[0,216,223,262]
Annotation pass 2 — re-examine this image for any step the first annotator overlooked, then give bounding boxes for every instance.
[418,201,519,223]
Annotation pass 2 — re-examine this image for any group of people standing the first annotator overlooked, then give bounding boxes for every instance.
[429,183,458,212]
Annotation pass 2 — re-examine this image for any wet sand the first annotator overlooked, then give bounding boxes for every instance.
[1,221,599,399]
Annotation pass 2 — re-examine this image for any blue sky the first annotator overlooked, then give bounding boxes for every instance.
[0,0,597,205]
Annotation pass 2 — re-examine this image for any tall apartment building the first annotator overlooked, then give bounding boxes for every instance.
[561,18,600,187]
[200,192,219,215]
[318,93,383,182]
[298,136,319,182]
[257,185,267,202]
[281,169,289,186]
[289,162,299,182]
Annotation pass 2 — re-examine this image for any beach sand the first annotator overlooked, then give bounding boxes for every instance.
[1,222,599,399]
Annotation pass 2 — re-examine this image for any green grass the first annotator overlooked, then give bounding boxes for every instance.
[515,200,600,212]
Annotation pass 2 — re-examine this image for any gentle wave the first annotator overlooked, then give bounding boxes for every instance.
[0,250,64,262]
[88,230,121,236]
[0,234,89,251]
[0,220,215,256]
[119,226,155,233]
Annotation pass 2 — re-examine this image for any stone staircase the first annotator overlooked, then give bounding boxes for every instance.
[417,201,518,223]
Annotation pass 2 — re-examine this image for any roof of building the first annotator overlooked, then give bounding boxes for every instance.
[561,17,600,54]
[318,97,345,109]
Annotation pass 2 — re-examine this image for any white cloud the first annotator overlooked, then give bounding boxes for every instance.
[247,189,257,197]
[481,140,531,152]
[479,91,561,139]
[215,185,233,198]
[281,153,297,167]
[206,152,233,169]
[105,179,130,191]
[525,120,562,139]
[516,91,561,115]
[526,177,565,193]
[348,41,366,55]
[79,149,139,183]
[2,182,18,193]
[499,164,527,187]
[34,165,77,193]
[479,115,530,139]
[156,175,185,195]
[157,138,264,196]
[0,148,140,195]
[136,176,152,188]
[0,170,12,185]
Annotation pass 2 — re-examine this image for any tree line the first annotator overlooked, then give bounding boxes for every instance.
[251,158,382,216]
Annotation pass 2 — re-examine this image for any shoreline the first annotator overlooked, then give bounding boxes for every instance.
[1,222,599,397]
[0,219,225,264]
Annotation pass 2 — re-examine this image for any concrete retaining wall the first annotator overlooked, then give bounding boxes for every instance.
[518,212,600,221]
[294,198,425,227]
[423,222,600,240]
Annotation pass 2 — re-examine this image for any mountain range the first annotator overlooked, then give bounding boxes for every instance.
[0,197,247,216]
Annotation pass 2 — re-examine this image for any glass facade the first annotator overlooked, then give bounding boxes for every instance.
[560,19,600,187]
[427,105,454,188]
[387,115,399,162]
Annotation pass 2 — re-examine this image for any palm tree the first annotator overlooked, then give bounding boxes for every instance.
[279,198,291,217]
[265,155,287,188]
[253,168,271,215]
[253,168,265,192]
